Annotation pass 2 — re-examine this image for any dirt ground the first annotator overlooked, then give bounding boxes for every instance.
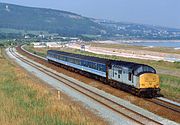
[67,43,180,62]
[17,47,180,123]
[4,49,108,125]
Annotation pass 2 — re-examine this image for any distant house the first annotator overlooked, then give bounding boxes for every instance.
[46,42,62,48]
[81,45,85,51]
[31,42,46,48]
[24,35,30,39]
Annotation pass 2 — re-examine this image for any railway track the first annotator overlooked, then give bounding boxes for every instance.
[19,45,180,114]
[147,98,180,114]
[9,47,164,125]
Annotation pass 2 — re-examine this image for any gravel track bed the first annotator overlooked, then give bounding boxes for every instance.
[11,48,169,125]
[18,46,180,123]
[8,48,135,125]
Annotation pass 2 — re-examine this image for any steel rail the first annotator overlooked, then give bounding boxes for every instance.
[147,98,180,113]
[19,45,180,115]
[10,47,163,125]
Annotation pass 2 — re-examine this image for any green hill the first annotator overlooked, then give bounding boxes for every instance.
[0,3,180,40]
[0,3,104,36]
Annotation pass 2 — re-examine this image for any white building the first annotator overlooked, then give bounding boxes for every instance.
[46,42,62,48]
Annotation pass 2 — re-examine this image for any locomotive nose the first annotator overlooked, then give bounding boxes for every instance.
[139,73,160,89]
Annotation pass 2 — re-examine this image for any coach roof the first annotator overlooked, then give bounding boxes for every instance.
[48,50,108,64]
[47,50,153,70]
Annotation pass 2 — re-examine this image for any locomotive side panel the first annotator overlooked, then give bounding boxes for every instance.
[108,64,136,87]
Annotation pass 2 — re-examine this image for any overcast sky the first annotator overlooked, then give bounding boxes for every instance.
[1,0,180,29]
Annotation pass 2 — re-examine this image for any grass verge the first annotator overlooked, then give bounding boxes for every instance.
[24,45,180,101]
[25,45,180,71]
[160,74,180,101]
[0,50,107,125]
[24,45,47,57]
[90,43,180,54]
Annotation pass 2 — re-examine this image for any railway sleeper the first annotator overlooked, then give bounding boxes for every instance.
[47,60,159,98]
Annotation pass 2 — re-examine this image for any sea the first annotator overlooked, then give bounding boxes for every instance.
[126,41,180,48]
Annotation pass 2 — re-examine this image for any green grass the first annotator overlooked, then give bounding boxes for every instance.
[24,45,180,72]
[160,74,180,100]
[0,60,73,125]
[24,45,47,57]
[24,45,180,101]
[61,48,180,71]
[0,28,49,35]
[0,49,106,125]
[91,43,180,54]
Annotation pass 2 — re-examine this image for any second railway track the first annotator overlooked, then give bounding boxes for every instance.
[147,98,180,113]
[9,47,165,125]
[19,45,180,114]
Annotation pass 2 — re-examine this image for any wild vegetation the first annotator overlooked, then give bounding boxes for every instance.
[25,45,180,72]
[24,45,180,101]
[90,43,180,54]
[0,50,107,125]
[160,74,180,100]
[1,3,180,39]
[0,3,103,38]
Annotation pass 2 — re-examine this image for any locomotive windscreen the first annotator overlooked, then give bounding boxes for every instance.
[134,65,156,76]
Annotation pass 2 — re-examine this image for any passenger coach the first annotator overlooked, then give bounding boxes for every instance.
[47,50,160,97]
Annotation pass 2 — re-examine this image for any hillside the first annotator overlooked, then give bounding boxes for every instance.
[0,3,104,36]
[93,19,180,40]
[0,3,180,40]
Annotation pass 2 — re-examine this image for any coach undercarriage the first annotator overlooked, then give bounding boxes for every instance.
[48,59,160,98]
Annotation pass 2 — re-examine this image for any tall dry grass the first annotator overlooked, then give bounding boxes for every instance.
[0,50,107,125]
[25,45,180,101]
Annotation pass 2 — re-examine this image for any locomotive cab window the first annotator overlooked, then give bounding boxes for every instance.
[134,65,156,76]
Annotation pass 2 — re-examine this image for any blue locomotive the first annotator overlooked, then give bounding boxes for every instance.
[47,50,160,97]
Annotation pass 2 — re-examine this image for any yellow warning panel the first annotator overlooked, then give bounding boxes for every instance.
[139,73,160,89]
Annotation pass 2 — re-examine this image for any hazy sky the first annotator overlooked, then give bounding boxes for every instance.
[1,0,180,28]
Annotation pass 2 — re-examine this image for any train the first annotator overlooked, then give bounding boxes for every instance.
[47,50,160,97]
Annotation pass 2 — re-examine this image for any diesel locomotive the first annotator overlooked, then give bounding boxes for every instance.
[47,50,160,97]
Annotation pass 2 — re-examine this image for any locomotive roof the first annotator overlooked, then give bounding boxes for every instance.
[47,50,153,70]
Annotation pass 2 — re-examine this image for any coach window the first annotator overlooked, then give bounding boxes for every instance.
[100,66,103,71]
[60,56,63,60]
[63,56,65,61]
[128,72,132,81]
[92,62,97,69]
[88,62,92,68]
[82,60,85,66]
[97,64,100,71]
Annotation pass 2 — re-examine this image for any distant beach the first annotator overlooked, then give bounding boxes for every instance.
[96,40,180,48]
[127,41,180,48]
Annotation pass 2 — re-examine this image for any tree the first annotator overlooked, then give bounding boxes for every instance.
[0,43,4,58]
